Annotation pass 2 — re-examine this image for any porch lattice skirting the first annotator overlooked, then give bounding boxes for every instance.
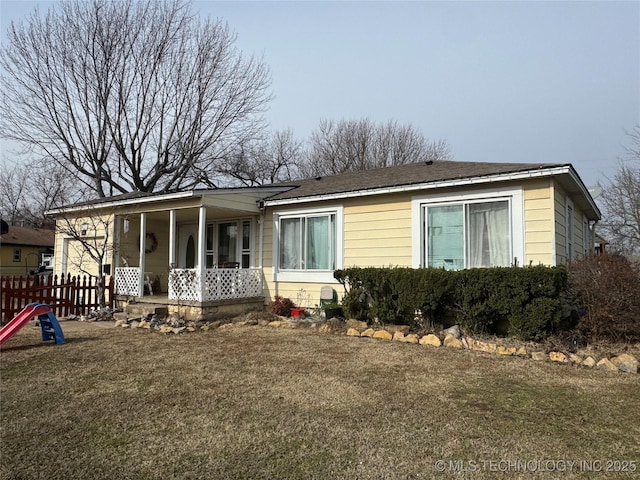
[115,267,263,302]
[114,267,141,296]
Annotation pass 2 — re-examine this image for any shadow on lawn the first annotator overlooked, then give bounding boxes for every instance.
[0,335,102,352]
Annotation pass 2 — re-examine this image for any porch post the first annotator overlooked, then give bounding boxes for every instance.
[198,206,206,301]
[138,213,146,297]
[169,210,176,268]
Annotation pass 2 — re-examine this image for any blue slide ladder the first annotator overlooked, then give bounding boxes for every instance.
[36,308,65,345]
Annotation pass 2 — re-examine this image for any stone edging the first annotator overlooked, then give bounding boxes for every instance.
[111,314,638,375]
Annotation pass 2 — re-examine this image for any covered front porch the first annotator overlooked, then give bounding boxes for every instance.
[108,189,275,309]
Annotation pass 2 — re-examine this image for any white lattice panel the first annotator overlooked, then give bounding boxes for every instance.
[201,268,262,301]
[169,268,263,302]
[168,269,202,302]
[115,267,141,296]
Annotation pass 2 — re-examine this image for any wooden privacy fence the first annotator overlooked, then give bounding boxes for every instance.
[1,273,114,322]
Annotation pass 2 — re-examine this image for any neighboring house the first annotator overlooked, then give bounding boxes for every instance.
[46,161,601,319]
[0,225,55,276]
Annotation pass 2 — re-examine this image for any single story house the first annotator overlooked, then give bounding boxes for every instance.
[46,161,601,319]
[0,225,55,276]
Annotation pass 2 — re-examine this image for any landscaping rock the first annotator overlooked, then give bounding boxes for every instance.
[138,320,151,329]
[466,338,497,354]
[361,328,375,338]
[419,334,441,347]
[516,347,528,357]
[581,356,596,368]
[159,325,173,334]
[372,330,392,340]
[497,346,516,356]
[569,354,583,364]
[318,324,332,334]
[443,334,463,349]
[130,320,140,329]
[549,352,568,363]
[258,319,270,327]
[596,358,619,372]
[346,328,361,337]
[441,325,461,339]
[114,319,127,327]
[267,321,282,328]
[384,325,410,335]
[345,319,368,330]
[392,331,405,342]
[404,334,419,344]
[172,327,187,334]
[611,354,638,374]
[531,351,547,361]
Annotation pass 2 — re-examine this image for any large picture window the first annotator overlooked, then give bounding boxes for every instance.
[425,200,511,269]
[279,213,336,270]
[413,189,523,270]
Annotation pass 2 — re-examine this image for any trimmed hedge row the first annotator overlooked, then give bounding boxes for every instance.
[334,266,568,341]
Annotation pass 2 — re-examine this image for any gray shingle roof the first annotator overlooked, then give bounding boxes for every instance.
[266,160,566,201]
[0,225,55,247]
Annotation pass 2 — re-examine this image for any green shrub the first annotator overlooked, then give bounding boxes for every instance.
[336,265,567,340]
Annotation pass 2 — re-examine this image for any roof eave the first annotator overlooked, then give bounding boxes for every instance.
[263,165,579,207]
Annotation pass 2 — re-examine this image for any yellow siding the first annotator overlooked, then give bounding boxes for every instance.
[0,245,47,276]
[54,213,117,277]
[554,183,568,264]
[343,193,412,267]
[523,180,555,266]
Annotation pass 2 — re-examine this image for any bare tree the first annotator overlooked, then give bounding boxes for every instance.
[218,129,303,186]
[598,125,640,256]
[0,160,86,227]
[0,162,29,225]
[55,208,118,307]
[1,0,271,197]
[301,118,452,177]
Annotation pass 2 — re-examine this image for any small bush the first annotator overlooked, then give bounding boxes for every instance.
[268,295,294,317]
[567,254,640,342]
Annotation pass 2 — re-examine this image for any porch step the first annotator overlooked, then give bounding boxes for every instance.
[124,303,169,318]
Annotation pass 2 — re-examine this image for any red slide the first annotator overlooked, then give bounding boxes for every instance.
[0,303,55,347]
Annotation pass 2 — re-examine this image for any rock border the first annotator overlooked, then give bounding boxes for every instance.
[107,312,638,375]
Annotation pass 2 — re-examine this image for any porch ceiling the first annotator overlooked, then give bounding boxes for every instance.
[142,206,254,224]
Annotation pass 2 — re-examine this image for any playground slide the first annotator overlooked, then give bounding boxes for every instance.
[0,303,65,347]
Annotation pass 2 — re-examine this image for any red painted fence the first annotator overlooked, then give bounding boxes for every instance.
[0,273,114,322]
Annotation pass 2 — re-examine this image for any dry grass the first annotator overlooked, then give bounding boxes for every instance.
[1,320,639,479]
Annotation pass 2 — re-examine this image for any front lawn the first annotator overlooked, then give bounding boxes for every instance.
[1,321,638,479]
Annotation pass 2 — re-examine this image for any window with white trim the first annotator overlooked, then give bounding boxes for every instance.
[274,206,343,282]
[280,214,336,270]
[412,188,524,270]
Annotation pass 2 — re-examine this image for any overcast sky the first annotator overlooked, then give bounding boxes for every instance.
[1,0,638,188]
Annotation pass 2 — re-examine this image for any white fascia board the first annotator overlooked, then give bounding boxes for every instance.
[263,166,573,207]
[46,191,197,215]
[46,187,291,216]
[567,167,601,219]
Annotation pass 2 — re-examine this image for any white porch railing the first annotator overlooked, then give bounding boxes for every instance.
[115,267,263,301]
[168,267,264,302]
[114,267,141,296]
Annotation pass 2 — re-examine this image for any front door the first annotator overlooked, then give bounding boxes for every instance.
[217,222,238,265]
[178,224,198,268]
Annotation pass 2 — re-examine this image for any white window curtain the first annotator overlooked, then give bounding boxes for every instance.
[280,218,301,269]
[467,201,510,267]
[279,213,336,271]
